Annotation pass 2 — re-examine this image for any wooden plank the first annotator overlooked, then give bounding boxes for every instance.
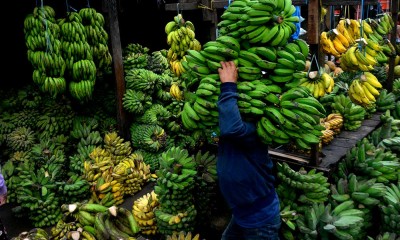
[166,0,308,11]
[165,2,199,11]
[268,149,310,164]
[335,126,375,140]
[320,146,349,168]
[104,0,128,139]
[327,137,358,148]
[322,0,378,5]
[307,0,320,44]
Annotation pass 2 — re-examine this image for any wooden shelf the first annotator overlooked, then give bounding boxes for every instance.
[165,0,308,11]
[269,112,382,172]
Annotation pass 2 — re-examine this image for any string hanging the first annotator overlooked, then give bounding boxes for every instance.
[87,0,90,8]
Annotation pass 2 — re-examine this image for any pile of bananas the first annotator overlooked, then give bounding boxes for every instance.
[190,150,218,229]
[169,82,184,101]
[320,113,343,144]
[166,231,201,240]
[370,232,400,240]
[113,156,151,196]
[331,94,366,131]
[57,174,91,203]
[12,228,49,240]
[218,0,299,46]
[380,183,400,233]
[331,174,386,233]
[296,201,365,239]
[338,138,400,184]
[277,162,330,207]
[14,161,63,227]
[348,72,382,106]
[321,12,394,62]
[165,14,201,77]
[83,132,151,206]
[24,6,67,98]
[299,67,335,99]
[182,36,239,77]
[256,86,326,150]
[56,203,140,239]
[376,89,397,112]
[58,11,97,102]
[130,123,167,152]
[180,85,219,130]
[78,7,112,73]
[154,146,198,235]
[123,43,150,72]
[320,29,350,57]
[320,19,361,57]
[279,205,298,240]
[132,190,159,235]
[148,50,170,74]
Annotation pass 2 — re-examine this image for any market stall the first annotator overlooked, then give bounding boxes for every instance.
[1,0,400,239]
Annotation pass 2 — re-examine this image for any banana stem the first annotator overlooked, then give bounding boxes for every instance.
[273,15,284,24]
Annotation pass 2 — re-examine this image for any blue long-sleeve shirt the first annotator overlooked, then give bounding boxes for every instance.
[217,82,280,228]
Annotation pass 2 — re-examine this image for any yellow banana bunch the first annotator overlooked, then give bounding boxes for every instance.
[340,44,375,72]
[132,190,159,235]
[320,31,341,57]
[165,14,201,77]
[361,19,374,35]
[327,30,348,54]
[299,67,334,98]
[170,82,184,101]
[348,72,381,106]
[336,19,356,45]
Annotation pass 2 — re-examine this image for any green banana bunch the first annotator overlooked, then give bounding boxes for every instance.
[376,89,397,112]
[380,182,400,233]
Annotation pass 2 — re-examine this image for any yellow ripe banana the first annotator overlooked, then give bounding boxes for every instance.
[347,46,359,66]
[354,79,370,105]
[326,38,341,57]
[350,19,361,39]
[318,80,326,97]
[363,52,377,66]
[332,36,347,53]
[313,82,320,98]
[365,45,378,57]
[363,72,382,88]
[362,81,380,96]
[361,19,374,34]
[327,75,335,93]
[349,82,362,103]
[361,83,376,102]
[336,20,355,44]
[321,72,333,90]
[332,29,349,48]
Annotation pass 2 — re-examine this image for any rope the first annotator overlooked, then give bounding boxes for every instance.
[224,0,231,10]
[198,0,214,11]
[40,0,52,54]
[359,0,365,52]
[87,0,90,8]
[330,6,335,30]
[308,54,320,75]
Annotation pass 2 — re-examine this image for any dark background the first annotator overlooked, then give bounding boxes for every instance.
[0,0,211,90]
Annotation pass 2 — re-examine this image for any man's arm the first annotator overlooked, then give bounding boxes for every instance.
[217,61,256,138]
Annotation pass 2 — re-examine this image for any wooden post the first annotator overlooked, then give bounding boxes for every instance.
[104,0,128,139]
[387,0,399,92]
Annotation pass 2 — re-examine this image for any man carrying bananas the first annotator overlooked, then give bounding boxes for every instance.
[217,61,281,239]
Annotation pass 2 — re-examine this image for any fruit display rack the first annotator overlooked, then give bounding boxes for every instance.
[268,111,383,172]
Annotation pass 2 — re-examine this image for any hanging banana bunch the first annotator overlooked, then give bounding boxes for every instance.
[78,7,112,75]
[165,14,201,77]
[59,11,97,102]
[340,42,378,72]
[299,67,335,99]
[24,5,67,98]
